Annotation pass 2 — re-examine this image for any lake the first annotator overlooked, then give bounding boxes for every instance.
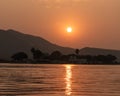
[0,64,120,96]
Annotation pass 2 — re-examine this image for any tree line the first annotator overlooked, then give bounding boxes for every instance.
[11,48,118,64]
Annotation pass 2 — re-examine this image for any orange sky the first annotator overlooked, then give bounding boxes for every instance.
[0,0,120,49]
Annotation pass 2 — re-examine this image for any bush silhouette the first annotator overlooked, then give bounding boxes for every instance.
[49,51,62,60]
[31,48,44,61]
[11,52,28,61]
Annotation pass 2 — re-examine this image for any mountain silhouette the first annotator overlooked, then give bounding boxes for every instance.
[0,29,120,62]
[79,47,120,62]
[0,29,74,60]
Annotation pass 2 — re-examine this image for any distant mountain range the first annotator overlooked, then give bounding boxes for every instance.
[79,47,120,62]
[0,29,120,62]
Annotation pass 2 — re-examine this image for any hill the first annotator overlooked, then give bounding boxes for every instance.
[0,29,74,60]
[79,47,120,62]
[0,29,120,62]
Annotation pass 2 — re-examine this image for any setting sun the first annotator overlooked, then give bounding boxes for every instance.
[67,27,72,33]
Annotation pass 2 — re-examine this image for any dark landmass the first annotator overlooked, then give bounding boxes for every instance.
[0,29,74,60]
[0,29,120,64]
[8,48,120,64]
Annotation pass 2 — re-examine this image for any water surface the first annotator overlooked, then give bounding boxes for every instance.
[0,64,120,96]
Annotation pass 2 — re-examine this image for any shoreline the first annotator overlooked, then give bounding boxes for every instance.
[0,62,120,65]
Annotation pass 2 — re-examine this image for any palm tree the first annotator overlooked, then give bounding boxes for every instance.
[75,49,79,55]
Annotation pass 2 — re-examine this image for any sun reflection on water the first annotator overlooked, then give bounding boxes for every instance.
[65,65,72,96]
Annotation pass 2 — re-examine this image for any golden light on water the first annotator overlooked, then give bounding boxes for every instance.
[65,65,72,95]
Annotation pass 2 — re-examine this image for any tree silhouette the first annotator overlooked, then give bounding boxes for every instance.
[61,55,69,61]
[31,48,44,61]
[31,48,35,53]
[85,55,93,63]
[96,55,105,63]
[50,51,62,60]
[75,49,79,55]
[106,55,117,63]
[11,52,28,62]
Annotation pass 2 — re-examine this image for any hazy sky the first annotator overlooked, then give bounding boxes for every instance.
[0,0,120,49]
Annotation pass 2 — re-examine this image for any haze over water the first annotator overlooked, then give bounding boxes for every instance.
[0,64,120,96]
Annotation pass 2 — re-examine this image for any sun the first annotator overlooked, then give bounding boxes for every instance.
[67,27,72,33]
